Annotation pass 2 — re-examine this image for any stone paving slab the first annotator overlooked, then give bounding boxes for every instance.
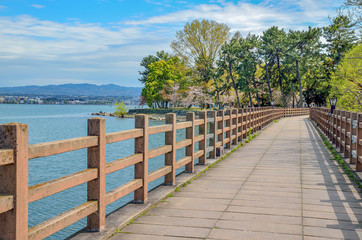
[207,228,303,240]
[121,224,210,238]
[111,116,362,240]
[220,212,302,225]
[230,199,302,210]
[112,234,196,240]
[146,208,223,219]
[135,215,218,228]
[215,219,303,235]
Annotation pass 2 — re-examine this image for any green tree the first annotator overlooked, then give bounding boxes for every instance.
[302,54,331,107]
[243,34,262,107]
[323,15,357,67]
[342,0,362,30]
[218,37,242,105]
[287,27,322,107]
[218,33,262,107]
[261,27,288,107]
[142,56,188,108]
[138,51,171,84]
[114,102,127,117]
[171,19,230,83]
[329,44,362,111]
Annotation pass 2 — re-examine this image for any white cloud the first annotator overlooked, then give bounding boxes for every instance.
[0,15,148,59]
[31,4,45,9]
[126,0,342,35]
[0,15,171,87]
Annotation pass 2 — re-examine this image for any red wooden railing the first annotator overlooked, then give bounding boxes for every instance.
[0,107,309,240]
[310,107,362,170]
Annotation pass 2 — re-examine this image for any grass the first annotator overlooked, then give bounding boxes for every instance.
[310,119,362,189]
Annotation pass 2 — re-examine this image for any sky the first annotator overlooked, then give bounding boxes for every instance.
[0,0,343,88]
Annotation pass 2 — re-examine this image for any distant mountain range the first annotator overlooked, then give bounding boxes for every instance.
[0,84,142,96]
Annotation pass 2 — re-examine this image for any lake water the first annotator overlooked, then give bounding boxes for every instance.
[0,104,190,239]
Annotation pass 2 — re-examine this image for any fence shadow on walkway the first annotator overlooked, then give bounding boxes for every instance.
[304,118,362,239]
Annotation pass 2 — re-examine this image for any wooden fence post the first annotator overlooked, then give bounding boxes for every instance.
[238,109,243,143]
[232,109,237,145]
[325,109,329,135]
[327,110,332,141]
[249,108,253,133]
[134,115,149,203]
[225,110,231,149]
[0,123,29,240]
[209,111,217,159]
[273,107,276,121]
[259,108,262,130]
[332,110,337,144]
[242,108,247,139]
[251,108,255,133]
[246,108,250,138]
[218,110,224,155]
[336,110,342,151]
[186,112,195,172]
[87,118,106,231]
[255,107,258,130]
[253,108,257,132]
[199,111,207,165]
[350,113,358,164]
[330,109,334,142]
[344,111,351,159]
[165,113,176,185]
[341,110,346,154]
[356,114,362,171]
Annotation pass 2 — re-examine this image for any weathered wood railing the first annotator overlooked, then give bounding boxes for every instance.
[0,107,309,240]
[310,107,362,171]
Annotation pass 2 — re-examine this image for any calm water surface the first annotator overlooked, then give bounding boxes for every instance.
[0,104,188,239]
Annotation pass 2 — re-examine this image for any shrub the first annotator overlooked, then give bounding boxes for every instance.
[114,102,127,117]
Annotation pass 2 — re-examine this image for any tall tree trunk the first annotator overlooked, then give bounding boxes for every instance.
[228,61,240,105]
[296,60,303,107]
[276,55,287,107]
[252,68,260,107]
[246,78,253,107]
[291,82,295,108]
[216,91,220,109]
[265,64,273,104]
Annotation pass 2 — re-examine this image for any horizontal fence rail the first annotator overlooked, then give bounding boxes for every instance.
[0,107,309,240]
[310,107,362,171]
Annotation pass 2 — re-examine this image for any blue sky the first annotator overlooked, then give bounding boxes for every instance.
[0,0,343,87]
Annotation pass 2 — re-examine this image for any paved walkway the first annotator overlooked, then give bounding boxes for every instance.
[112,116,362,240]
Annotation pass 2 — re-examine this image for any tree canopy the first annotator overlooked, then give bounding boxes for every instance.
[138,9,360,111]
[171,19,230,83]
[329,44,362,111]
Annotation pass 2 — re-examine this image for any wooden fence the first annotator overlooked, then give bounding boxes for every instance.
[0,107,309,240]
[310,107,362,171]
